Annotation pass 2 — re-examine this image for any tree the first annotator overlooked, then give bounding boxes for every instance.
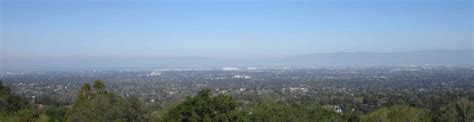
[0,80,39,121]
[65,81,146,121]
[0,80,11,99]
[249,98,344,121]
[77,83,91,102]
[125,96,147,121]
[92,80,106,94]
[164,89,243,121]
[434,98,474,121]
[361,105,430,122]
[0,80,32,115]
[44,106,66,122]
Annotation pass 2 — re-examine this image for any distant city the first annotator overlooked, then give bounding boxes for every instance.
[2,65,473,114]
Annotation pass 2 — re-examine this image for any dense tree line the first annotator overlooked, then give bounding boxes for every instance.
[65,80,147,121]
[0,80,38,121]
[1,80,473,121]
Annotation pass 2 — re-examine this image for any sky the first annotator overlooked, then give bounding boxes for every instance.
[1,0,473,61]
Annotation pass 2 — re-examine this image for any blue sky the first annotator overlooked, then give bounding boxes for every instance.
[1,0,473,60]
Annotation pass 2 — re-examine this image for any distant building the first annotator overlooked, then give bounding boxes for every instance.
[247,67,257,70]
[283,87,308,93]
[233,75,242,78]
[233,75,252,79]
[222,67,239,71]
[147,70,161,76]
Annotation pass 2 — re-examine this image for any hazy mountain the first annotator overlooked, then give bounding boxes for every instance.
[280,50,474,67]
[2,50,473,71]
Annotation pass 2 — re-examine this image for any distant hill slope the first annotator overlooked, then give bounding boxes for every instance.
[2,50,473,71]
[281,50,474,66]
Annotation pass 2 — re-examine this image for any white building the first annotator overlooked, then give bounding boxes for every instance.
[147,70,161,76]
[223,67,239,71]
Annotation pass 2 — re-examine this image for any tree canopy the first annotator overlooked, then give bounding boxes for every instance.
[0,80,36,121]
[361,105,430,122]
[434,98,474,121]
[248,99,344,121]
[65,80,146,121]
[162,89,243,121]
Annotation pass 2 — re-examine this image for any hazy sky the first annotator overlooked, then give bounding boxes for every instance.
[1,0,473,60]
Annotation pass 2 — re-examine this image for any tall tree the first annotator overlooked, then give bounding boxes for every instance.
[65,81,146,121]
[0,80,32,114]
[92,80,106,94]
[164,89,243,121]
[435,98,474,121]
[0,80,37,121]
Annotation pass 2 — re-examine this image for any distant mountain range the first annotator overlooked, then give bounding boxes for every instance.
[2,50,473,71]
[279,50,474,67]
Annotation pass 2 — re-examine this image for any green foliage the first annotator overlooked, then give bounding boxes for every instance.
[0,80,33,116]
[1,80,36,121]
[124,96,148,121]
[65,81,147,122]
[45,106,66,122]
[38,113,50,122]
[1,93,31,114]
[66,93,128,121]
[15,108,37,120]
[77,83,91,102]
[93,80,106,94]
[361,105,430,122]
[161,89,344,121]
[0,108,39,122]
[249,99,344,121]
[148,100,182,121]
[433,98,474,122]
[164,89,244,121]
[0,80,11,99]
